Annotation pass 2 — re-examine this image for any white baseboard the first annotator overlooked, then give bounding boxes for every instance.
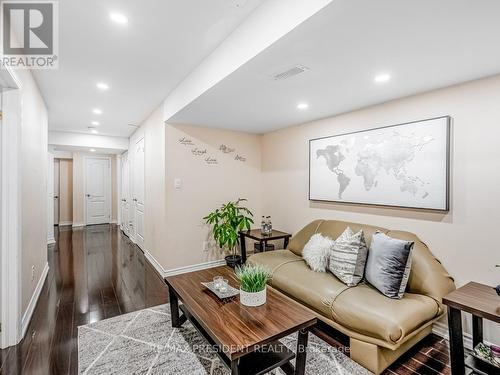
[72,222,84,228]
[432,320,493,350]
[21,262,49,339]
[47,237,55,245]
[143,249,225,278]
[58,221,73,226]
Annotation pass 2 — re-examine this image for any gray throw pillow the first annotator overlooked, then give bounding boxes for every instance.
[365,231,414,299]
[328,227,368,286]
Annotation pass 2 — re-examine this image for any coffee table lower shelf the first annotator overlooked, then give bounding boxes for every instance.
[179,305,297,375]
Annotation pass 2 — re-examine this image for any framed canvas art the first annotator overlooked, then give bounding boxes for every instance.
[309,116,450,211]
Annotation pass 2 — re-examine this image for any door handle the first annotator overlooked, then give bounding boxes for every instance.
[121,198,126,202]
[54,195,59,199]
[86,194,91,198]
[133,198,137,202]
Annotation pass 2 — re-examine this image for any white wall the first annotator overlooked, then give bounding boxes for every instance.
[129,107,167,266]
[49,131,128,152]
[261,75,500,343]
[47,153,55,243]
[7,68,50,321]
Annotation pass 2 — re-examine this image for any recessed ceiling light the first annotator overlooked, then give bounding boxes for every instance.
[374,73,391,83]
[297,103,309,110]
[110,12,128,25]
[91,121,100,126]
[96,82,109,90]
[90,128,99,134]
[92,108,102,115]
[90,148,96,152]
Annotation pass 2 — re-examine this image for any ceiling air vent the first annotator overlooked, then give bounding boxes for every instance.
[271,65,310,81]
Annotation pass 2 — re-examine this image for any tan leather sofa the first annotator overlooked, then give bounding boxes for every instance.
[247,219,455,374]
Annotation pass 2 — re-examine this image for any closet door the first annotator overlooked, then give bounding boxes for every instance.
[85,157,111,225]
[133,137,145,249]
[120,152,130,236]
[54,159,60,225]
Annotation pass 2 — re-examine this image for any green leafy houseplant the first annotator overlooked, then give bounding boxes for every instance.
[203,198,254,267]
[235,264,272,293]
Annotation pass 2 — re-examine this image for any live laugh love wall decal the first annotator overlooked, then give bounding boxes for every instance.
[178,137,247,165]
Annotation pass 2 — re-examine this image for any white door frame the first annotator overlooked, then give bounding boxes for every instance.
[83,155,112,226]
[120,151,130,235]
[47,153,55,243]
[0,67,23,349]
[116,154,121,226]
[132,136,145,249]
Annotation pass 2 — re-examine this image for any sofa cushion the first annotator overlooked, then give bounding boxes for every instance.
[247,249,302,273]
[269,259,349,318]
[330,283,440,344]
[288,220,324,256]
[386,230,455,306]
[317,220,387,249]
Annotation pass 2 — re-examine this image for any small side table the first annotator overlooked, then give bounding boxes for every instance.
[239,229,292,263]
[443,282,500,375]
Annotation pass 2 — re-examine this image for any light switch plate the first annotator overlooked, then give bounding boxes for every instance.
[174,178,182,190]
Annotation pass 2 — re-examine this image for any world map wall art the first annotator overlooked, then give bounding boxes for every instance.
[309,116,450,211]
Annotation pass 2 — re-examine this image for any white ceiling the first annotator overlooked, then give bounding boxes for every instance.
[35,0,264,137]
[171,0,500,133]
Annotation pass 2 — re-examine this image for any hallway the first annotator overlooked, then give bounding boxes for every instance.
[0,225,168,374]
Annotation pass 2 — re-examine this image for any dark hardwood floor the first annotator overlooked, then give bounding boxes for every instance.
[0,225,451,375]
[0,225,168,375]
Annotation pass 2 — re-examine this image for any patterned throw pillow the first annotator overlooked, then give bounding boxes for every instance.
[302,233,334,272]
[328,227,368,286]
[365,231,414,299]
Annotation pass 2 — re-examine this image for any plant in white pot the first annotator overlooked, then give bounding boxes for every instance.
[235,264,272,307]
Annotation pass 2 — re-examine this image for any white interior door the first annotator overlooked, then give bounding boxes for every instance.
[54,159,60,225]
[133,137,145,249]
[85,157,111,225]
[120,152,130,236]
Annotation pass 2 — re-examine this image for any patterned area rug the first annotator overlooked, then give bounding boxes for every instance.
[78,304,372,374]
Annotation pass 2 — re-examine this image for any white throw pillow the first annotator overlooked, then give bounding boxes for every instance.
[302,233,334,272]
[328,227,368,286]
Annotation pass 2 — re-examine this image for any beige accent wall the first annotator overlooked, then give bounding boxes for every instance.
[72,152,84,226]
[164,123,263,269]
[15,69,49,316]
[132,106,263,271]
[261,75,500,343]
[72,153,118,225]
[58,159,73,224]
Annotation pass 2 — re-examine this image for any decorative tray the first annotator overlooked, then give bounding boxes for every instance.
[201,281,239,299]
[472,342,500,369]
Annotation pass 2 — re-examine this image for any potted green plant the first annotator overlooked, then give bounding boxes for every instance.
[203,198,254,267]
[236,264,272,306]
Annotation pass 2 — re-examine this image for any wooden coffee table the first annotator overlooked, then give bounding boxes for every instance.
[165,266,317,375]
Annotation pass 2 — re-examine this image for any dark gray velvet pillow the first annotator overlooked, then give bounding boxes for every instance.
[365,231,414,299]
